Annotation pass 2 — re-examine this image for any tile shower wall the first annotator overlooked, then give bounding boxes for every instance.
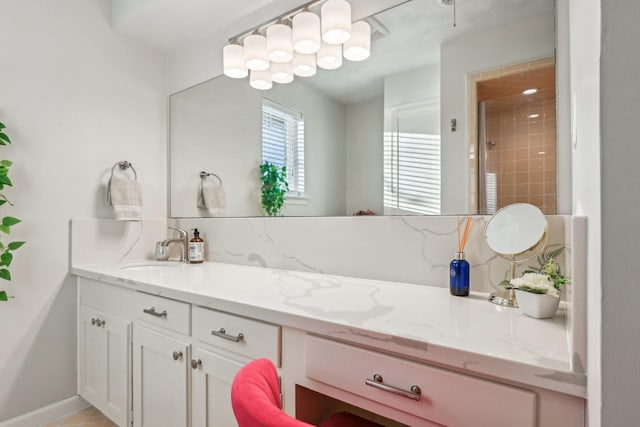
[485,100,557,213]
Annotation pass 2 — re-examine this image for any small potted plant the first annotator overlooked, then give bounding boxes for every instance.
[510,246,569,318]
[260,161,288,217]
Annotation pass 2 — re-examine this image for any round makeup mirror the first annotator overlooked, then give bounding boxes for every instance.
[485,203,548,307]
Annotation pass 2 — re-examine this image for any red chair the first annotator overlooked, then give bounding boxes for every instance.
[231,358,383,427]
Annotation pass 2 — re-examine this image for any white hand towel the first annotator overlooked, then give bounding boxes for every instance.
[108,174,142,221]
[197,179,226,216]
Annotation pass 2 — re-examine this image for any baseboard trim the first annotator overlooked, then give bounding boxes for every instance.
[0,395,90,427]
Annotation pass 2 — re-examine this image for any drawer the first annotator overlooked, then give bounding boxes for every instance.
[192,306,281,366]
[134,292,191,336]
[305,335,536,427]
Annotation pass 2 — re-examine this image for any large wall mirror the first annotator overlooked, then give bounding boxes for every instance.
[170,0,561,218]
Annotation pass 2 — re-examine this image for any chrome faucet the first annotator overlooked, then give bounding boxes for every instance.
[160,227,189,262]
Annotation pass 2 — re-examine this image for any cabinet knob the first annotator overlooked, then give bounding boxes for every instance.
[91,318,105,327]
[191,359,202,369]
[172,351,183,361]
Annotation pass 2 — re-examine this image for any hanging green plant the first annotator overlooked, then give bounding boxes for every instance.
[260,161,288,217]
[0,121,25,301]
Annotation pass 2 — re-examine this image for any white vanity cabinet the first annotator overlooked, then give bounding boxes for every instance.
[190,306,281,426]
[132,325,190,427]
[77,277,283,427]
[305,335,537,427]
[75,266,585,427]
[78,305,130,427]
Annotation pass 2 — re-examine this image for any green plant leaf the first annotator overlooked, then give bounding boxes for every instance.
[0,200,6,206]
[0,133,10,144]
[0,291,7,301]
[0,160,12,167]
[2,217,20,227]
[0,175,12,187]
[0,269,11,281]
[0,122,6,130]
[0,225,10,234]
[8,241,25,250]
[0,252,12,267]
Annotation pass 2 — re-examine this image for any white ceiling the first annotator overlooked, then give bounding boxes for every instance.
[111,0,554,104]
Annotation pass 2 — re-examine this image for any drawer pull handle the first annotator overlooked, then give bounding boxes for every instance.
[143,307,167,318]
[191,359,202,369]
[211,328,245,343]
[172,351,183,361]
[91,318,105,327]
[365,374,422,401]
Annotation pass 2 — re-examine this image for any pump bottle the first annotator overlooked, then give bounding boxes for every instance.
[188,228,205,264]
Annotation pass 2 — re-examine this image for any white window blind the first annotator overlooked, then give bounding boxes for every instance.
[384,131,441,215]
[261,99,305,195]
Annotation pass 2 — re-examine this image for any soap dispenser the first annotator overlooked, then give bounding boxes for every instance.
[188,228,204,264]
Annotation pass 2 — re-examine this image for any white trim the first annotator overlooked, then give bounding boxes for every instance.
[0,396,90,427]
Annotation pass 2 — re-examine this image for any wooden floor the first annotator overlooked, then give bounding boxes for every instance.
[43,407,116,427]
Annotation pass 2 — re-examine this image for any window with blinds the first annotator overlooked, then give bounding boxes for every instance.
[261,99,305,195]
[383,131,441,215]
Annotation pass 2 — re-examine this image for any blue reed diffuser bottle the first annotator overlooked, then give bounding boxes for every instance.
[450,251,470,296]
[450,217,473,296]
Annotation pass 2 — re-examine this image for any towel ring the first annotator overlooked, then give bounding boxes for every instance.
[112,161,137,180]
[200,171,222,185]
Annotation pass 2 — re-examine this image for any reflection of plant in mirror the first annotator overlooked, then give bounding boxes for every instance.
[260,161,288,217]
[0,121,26,301]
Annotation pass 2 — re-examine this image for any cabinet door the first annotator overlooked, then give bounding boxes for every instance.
[79,306,130,426]
[191,347,245,427]
[133,325,190,427]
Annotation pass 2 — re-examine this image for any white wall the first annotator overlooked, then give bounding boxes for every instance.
[440,13,555,214]
[599,0,639,425]
[345,96,384,215]
[567,0,602,425]
[170,76,347,217]
[0,0,167,420]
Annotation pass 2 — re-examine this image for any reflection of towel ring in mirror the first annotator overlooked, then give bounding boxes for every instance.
[200,171,223,185]
[111,161,137,180]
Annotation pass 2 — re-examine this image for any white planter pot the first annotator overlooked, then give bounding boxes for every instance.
[514,289,560,319]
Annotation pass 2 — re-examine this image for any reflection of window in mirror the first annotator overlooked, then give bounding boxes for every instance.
[261,99,305,197]
[383,102,441,215]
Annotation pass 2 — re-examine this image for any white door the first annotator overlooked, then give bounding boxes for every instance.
[79,305,130,426]
[191,347,245,427]
[133,325,190,427]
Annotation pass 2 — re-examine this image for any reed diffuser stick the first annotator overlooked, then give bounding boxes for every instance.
[457,217,474,252]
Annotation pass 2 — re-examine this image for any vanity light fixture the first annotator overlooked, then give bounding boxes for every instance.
[321,0,352,44]
[343,21,371,61]
[522,88,538,95]
[292,52,317,77]
[222,44,248,78]
[267,24,294,63]
[271,61,295,84]
[317,42,342,69]
[222,0,368,90]
[293,11,322,54]
[250,69,273,90]
[243,34,270,71]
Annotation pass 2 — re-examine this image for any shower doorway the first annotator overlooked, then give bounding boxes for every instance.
[473,59,557,215]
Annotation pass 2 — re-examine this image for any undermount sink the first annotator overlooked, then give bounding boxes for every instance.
[120,261,183,271]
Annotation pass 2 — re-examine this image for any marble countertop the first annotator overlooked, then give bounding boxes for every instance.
[71,260,586,398]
